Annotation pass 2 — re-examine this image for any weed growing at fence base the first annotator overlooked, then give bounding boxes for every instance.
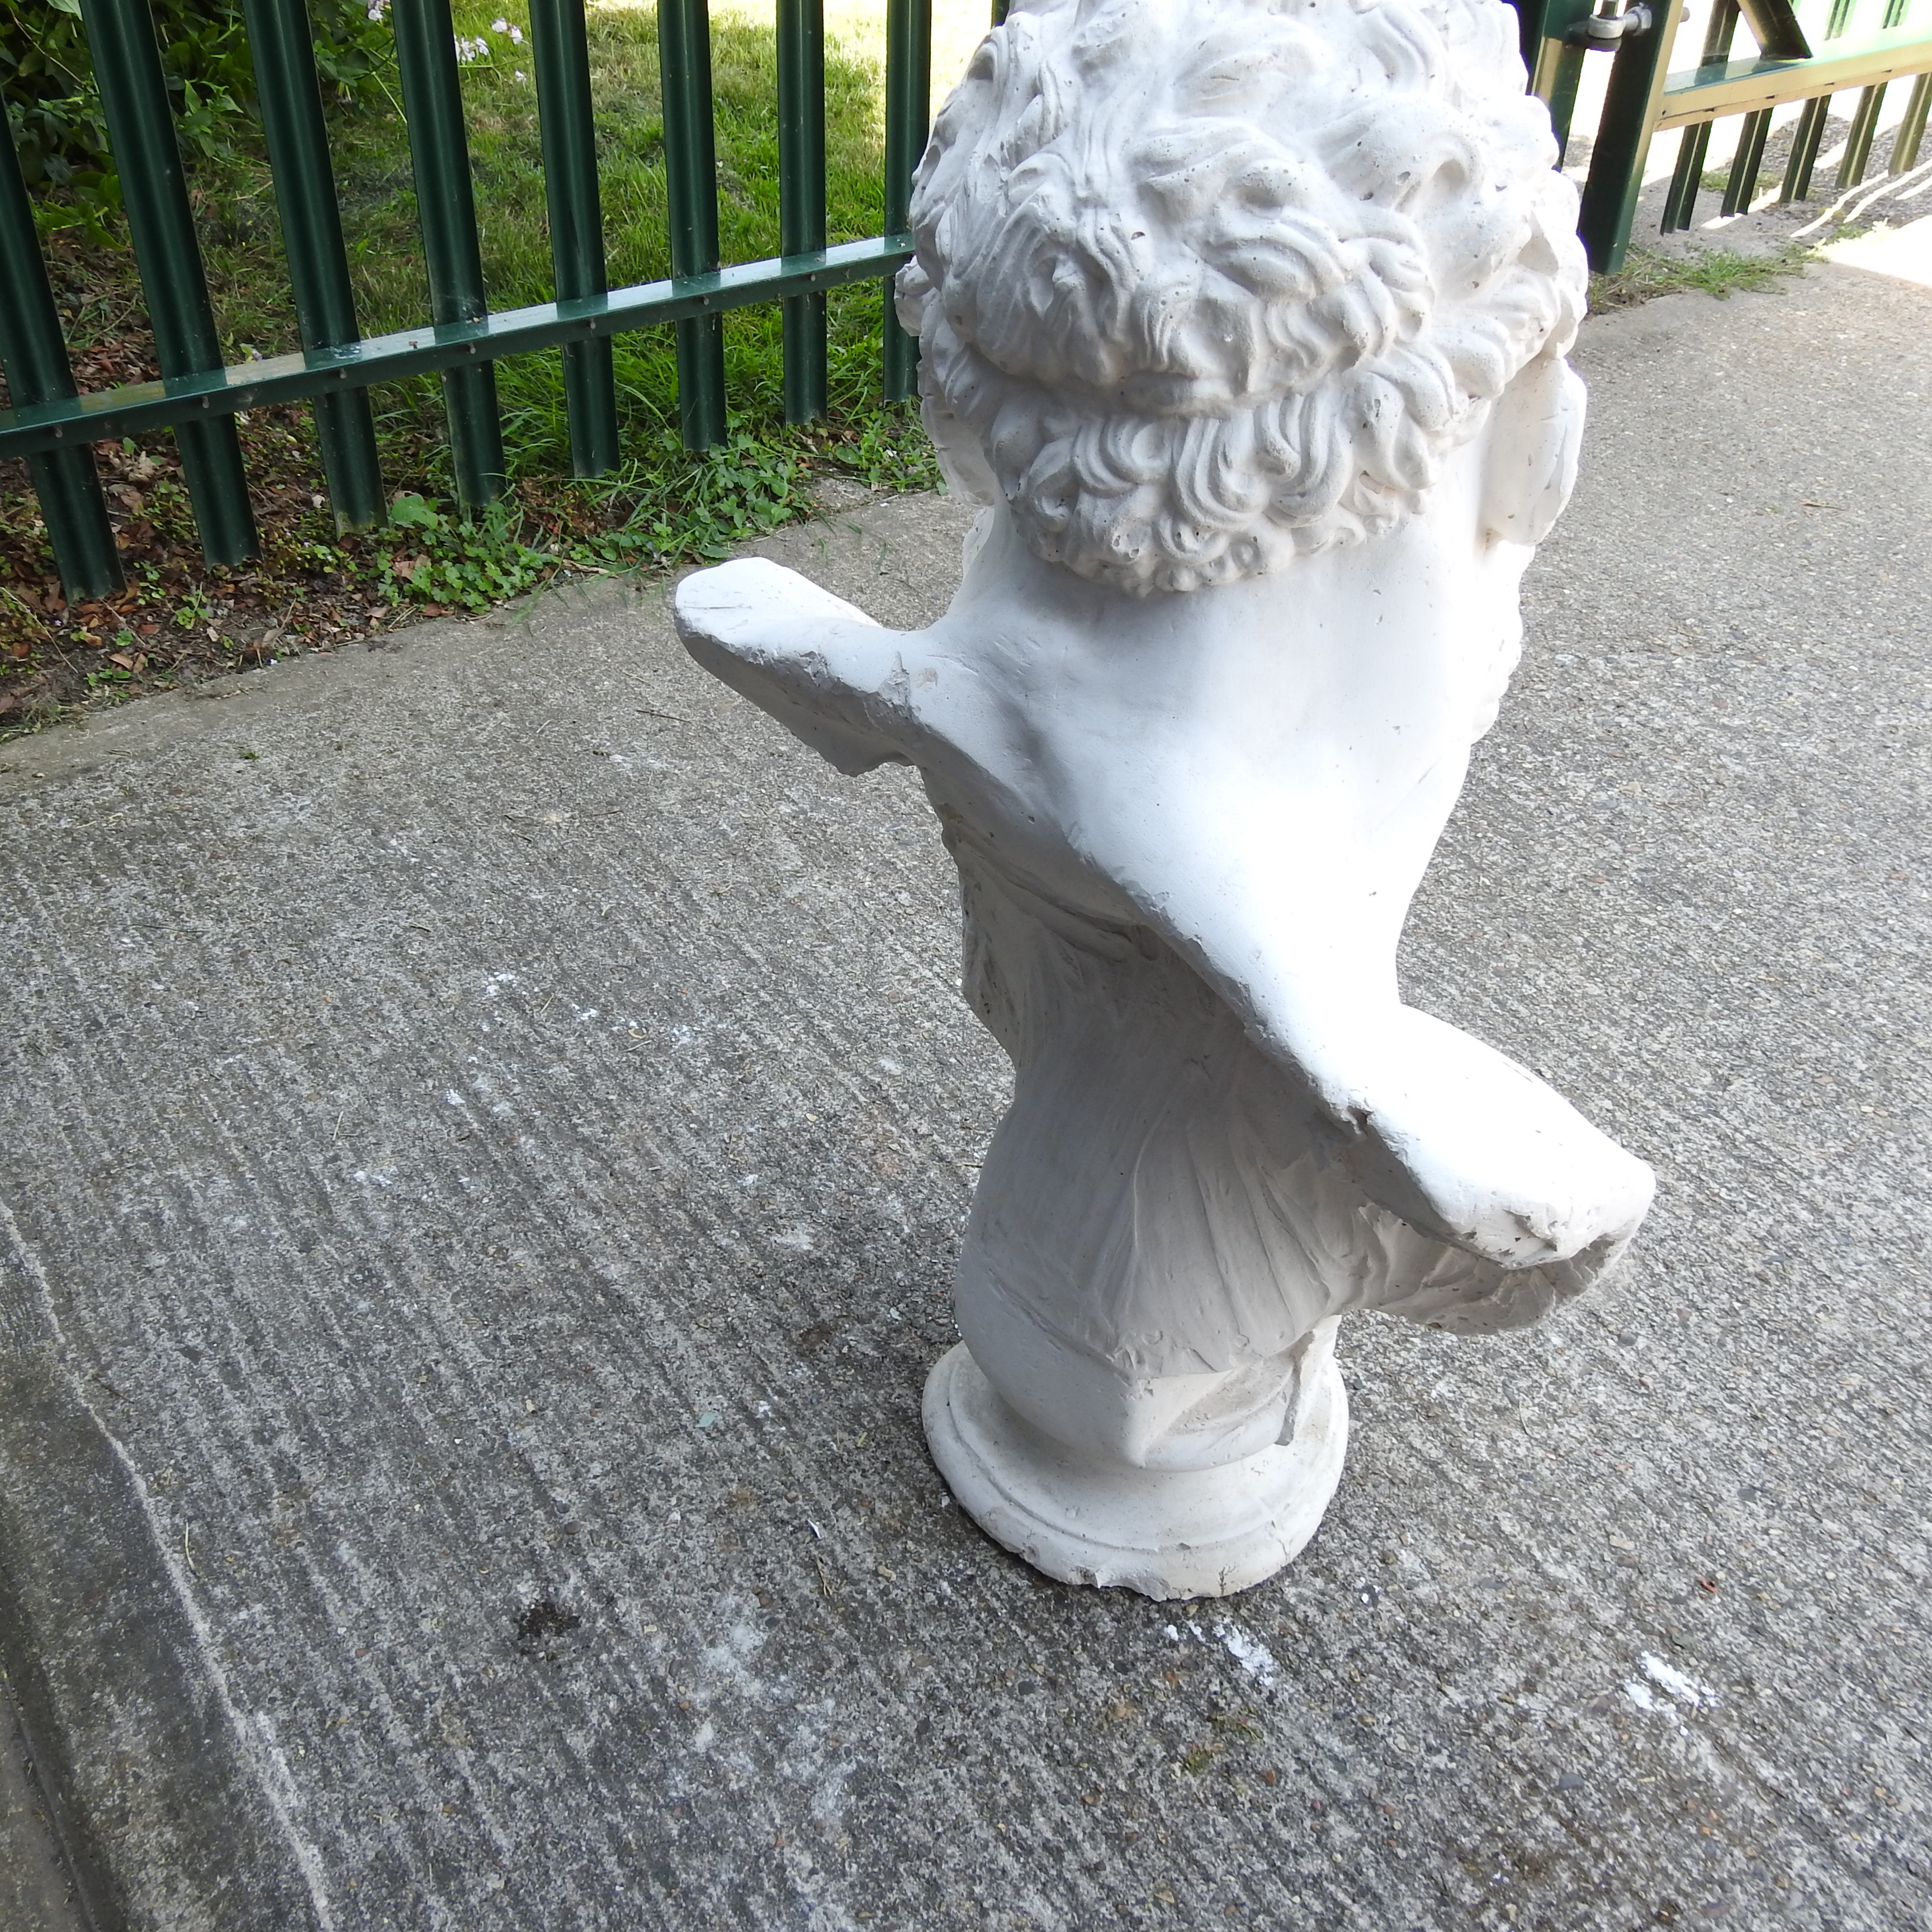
[1589,242,1816,312]
[0,3,944,735]
[373,433,813,613]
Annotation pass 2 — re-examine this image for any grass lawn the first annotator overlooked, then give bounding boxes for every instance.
[1,0,986,733]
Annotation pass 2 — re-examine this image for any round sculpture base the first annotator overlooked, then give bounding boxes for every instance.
[922,1343,1349,1601]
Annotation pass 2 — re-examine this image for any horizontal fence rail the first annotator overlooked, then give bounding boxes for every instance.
[0,0,954,600]
[1656,20,1930,125]
[4,0,1929,603]
[0,239,915,462]
[1522,0,1932,266]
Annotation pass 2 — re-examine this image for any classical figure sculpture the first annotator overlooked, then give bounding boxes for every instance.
[675,0,1654,1598]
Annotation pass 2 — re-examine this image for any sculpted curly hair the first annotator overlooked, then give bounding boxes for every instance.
[895,0,1586,594]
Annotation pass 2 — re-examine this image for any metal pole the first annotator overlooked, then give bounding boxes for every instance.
[1838,0,1913,189]
[1781,97,1832,201]
[1659,0,1739,234]
[241,0,386,531]
[1526,0,1599,159]
[0,122,123,603]
[530,0,620,476]
[1838,83,1888,188]
[658,0,727,450]
[1721,109,1774,213]
[1894,70,1931,172]
[882,0,930,403]
[1575,0,1687,271]
[391,0,507,505]
[1781,0,1857,202]
[778,0,828,424]
[79,0,258,565]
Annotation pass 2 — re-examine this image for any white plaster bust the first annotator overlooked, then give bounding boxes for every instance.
[675,0,1652,1599]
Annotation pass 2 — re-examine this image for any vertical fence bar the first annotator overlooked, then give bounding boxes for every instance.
[242,0,385,531]
[79,0,257,565]
[1575,0,1685,270]
[1781,96,1832,200]
[1514,0,1547,71]
[1721,109,1774,211]
[778,0,828,424]
[0,124,123,602]
[1838,0,1912,187]
[658,0,727,450]
[1782,0,1858,201]
[1660,125,1711,231]
[1838,83,1887,185]
[882,0,931,402]
[530,0,620,476]
[1661,0,1740,231]
[1525,2,1594,158]
[1542,43,1590,158]
[392,0,506,505]
[1894,70,1931,169]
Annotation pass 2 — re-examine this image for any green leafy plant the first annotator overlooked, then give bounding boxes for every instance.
[1,0,390,233]
[2,0,107,213]
[839,409,944,494]
[173,586,215,630]
[377,493,557,612]
[624,432,808,563]
[375,431,813,612]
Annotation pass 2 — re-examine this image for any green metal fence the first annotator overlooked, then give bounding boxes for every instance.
[0,0,935,604]
[1521,0,1932,269]
[3,0,1929,611]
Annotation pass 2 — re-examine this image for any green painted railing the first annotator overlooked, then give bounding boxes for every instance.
[8,0,1927,609]
[0,0,940,603]
[1520,0,1932,269]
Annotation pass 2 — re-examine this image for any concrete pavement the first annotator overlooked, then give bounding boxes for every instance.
[0,261,1928,1930]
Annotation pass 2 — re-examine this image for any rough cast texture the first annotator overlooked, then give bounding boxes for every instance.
[0,265,1928,1926]
[897,0,1587,591]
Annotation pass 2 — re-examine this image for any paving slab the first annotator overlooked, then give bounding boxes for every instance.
[0,261,1928,1931]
